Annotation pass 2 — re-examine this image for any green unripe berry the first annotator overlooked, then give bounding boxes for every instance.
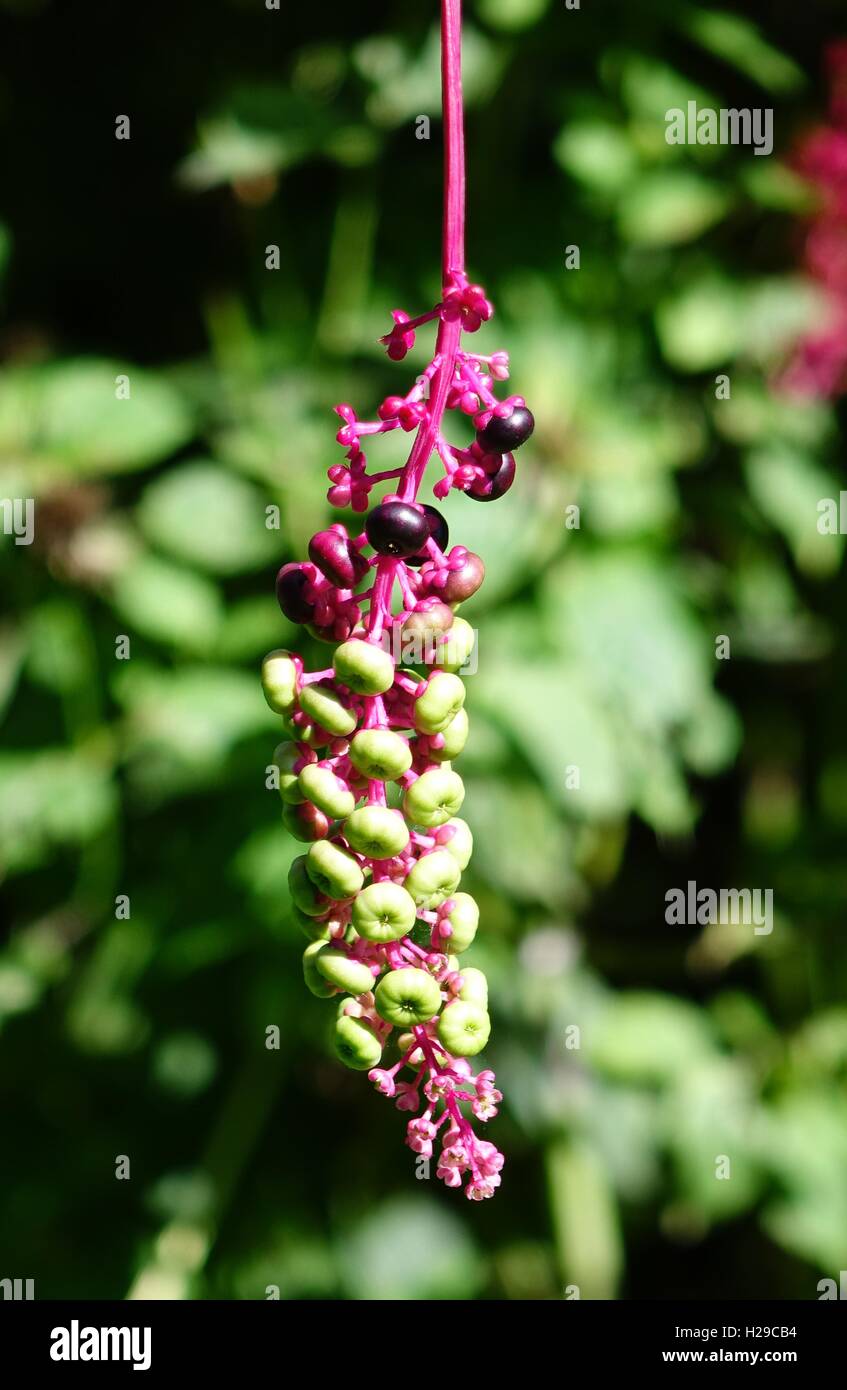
[299,682,358,737]
[334,1014,383,1070]
[456,966,488,1008]
[303,941,337,998]
[349,729,412,781]
[315,945,375,995]
[437,999,490,1056]
[261,649,299,714]
[403,768,465,828]
[333,639,395,695]
[375,966,442,1027]
[289,855,329,916]
[435,618,476,674]
[298,763,356,819]
[352,881,417,942]
[273,741,306,804]
[282,801,330,842]
[396,1030,425,1066]
[292,907,332,941]
[441,818,473,870]
[344,805,410,860]
[414,671,465,734]
[441,892,479,951]
[429,708,469,762]
[403,849,461,910]
[306,839,364,900]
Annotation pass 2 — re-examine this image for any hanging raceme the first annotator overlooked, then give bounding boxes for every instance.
[261,0,535,1199]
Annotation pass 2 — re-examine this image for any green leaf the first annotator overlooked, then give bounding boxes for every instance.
[34,360,193,478]
[545,552,712,734]
[0,749,117,875]
[474,0,551,32]
[587,993,718,1084]
[655,276,743,371]
[545,1136,623,1299]
[339,1196,484,1300]
[554,120,638,194]
[680,9,805,94]
[463,776,576,904]
[112,554,223,653]
[113,663,278,793]
[745,445,843,578]
[137,460,280,575]
[618,172,730,246]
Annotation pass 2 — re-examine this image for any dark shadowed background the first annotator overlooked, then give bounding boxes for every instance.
[1,0,846,1300]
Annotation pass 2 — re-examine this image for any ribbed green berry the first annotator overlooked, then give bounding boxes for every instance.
[437,999,490,1056]
[352,881,417,942]
[440,892,479,951]
[306,839,364,900]
[403,849,461,910]
[348,729,412,781]
[414,671,465,734]
[333,639,395,695]
[436,617,475,674]
[456,966,488,1007]
[303,941,337,998]
[292,907,332,941]
[403,768,465,828]
[289,855,329,916]
[344,805,410,860]
[273,741,306,804]
[375,967,442,1026]
[282,801,330,842]
[334,1015,383,1070]
[298,763,356,819]
[299,682,358,737]
[315,945,375,995]
[429,708,469,762]
[261,650,298,714]
[441,818,473,870]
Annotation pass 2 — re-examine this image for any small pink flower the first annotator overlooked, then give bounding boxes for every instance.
[369,1068,396,1098]
[425,1073,454,1104]
[406,1117,436,1155]
[466,1175,500,1200]
[437,1164,463,1188]
[474,1140,505,1176]
[394,1082,421,1112]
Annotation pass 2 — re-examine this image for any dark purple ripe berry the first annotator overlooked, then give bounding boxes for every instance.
[476,405,534,454]
[465,452,516,502]
[276,563,316,624]
[405,504,449,567]
[441,550,485,602]
[365,500,430,558]
[308,529,369,589]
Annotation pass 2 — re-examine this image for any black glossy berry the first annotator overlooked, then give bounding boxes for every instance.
[365,500,430,558]
[476,405,534,454]
[276,563,315,624]
[405,504,450,567]
[465,453,516,502]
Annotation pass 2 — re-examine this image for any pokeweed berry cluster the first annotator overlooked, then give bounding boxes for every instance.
[259,0,532,1199]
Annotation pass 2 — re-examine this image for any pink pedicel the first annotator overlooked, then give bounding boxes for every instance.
[265,1,535,1198]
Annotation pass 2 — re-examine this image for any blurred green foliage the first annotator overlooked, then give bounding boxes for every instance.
[1,0,846,1300]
